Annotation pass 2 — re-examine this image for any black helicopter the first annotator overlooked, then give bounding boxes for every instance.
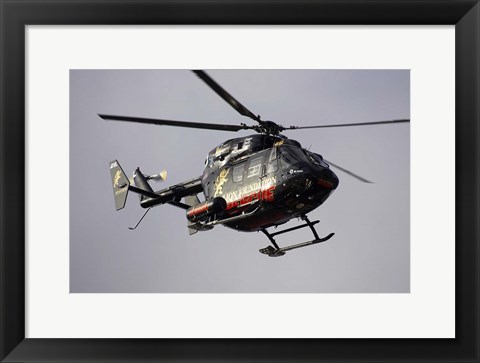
[102,70,409,257]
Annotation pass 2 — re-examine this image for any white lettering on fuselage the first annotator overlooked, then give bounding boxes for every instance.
[224,176,276,203]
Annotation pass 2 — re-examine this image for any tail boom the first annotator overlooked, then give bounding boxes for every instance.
[109,160,204,211]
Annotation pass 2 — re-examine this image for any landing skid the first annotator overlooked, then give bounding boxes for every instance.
[259,216,334,257]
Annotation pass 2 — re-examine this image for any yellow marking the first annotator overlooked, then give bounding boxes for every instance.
[214,168,230,197]
[274,140,284,147]
[215,145,230,156]
[113,170,122,188]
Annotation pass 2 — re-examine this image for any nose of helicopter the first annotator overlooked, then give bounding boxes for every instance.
[317,168,339,190]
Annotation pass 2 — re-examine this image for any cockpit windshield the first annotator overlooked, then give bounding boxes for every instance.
[278,145,308,168]
[303,149,329,168]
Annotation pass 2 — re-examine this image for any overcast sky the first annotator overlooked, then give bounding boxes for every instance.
[70,69,410,293]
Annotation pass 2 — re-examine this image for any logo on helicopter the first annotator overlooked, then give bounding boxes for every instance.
[214,168,230,197]
[224,176,276,210]
[113,170,122,188]
[289,169,303,174]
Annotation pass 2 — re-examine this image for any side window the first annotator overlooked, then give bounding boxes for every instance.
[247,156,263,178]
[233,163,245,183]
[269,147,277,162]
[267,148,279,173]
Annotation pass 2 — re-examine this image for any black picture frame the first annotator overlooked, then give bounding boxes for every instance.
[1,1,478,362]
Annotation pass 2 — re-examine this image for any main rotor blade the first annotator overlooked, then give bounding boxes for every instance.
[99,114,249,132]
[192,70,261,123]
[287,119,410,130]
[324,159,373,183]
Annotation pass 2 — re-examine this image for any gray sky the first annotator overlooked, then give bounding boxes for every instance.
[70,69,410,293]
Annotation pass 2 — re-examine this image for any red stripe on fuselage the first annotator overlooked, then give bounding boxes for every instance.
[186,203,209,217]
[226,185,275,210]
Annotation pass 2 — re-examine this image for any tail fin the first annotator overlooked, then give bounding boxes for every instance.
[184,194,201,207]
[109,160,130,210]
[133,167,154,202]
[184,194,201,235]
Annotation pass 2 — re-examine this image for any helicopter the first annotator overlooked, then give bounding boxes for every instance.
[101,70,409,257]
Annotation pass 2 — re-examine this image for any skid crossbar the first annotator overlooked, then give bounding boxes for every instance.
[259,216,333,257]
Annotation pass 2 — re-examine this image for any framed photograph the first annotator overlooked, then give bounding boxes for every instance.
[1,1,478,362]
